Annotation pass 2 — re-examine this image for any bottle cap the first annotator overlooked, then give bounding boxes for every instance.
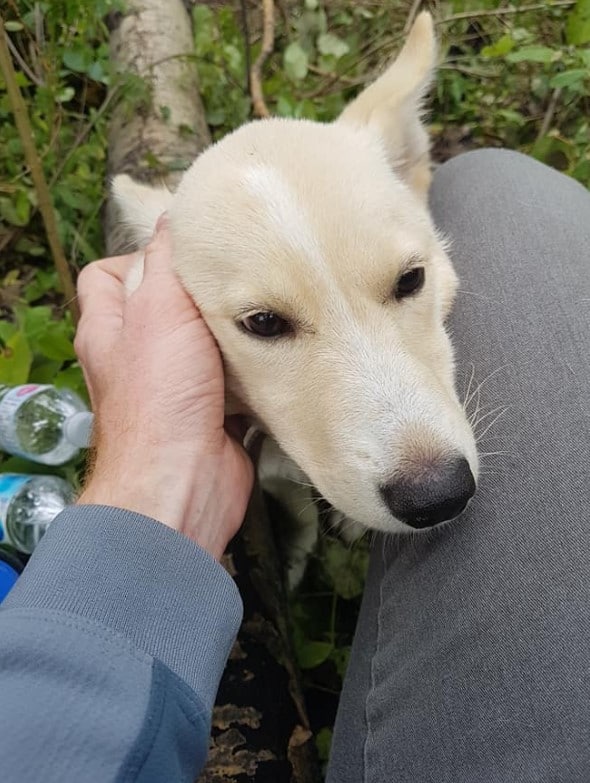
[64,411,94,448]
[0,560,19,603]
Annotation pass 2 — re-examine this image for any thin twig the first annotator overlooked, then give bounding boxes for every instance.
[0,15,79,322]
[50,85,119,187]
[239,0,251,94]
[250,0,274,118]
[536,86,562,141]
[438,0,575,24]
[6,33,42,86]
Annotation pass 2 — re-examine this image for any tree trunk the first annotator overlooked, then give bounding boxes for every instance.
[106,2,320,780]
[105,0,210,255]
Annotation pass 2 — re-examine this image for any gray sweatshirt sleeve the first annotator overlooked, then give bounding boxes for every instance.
[0,505,243,783]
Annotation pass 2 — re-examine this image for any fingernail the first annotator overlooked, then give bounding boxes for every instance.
[155,212,169,233]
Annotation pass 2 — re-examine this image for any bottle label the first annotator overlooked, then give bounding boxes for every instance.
[0,385,50,457]
[0,474,30,544]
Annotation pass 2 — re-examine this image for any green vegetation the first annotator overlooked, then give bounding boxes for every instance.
[1,0,588,768]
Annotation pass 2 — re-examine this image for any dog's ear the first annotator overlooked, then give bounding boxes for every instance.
[338,12,436,200]
[111,174,174,247]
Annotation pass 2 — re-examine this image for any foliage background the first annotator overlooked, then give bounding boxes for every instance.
[1,0,589,769]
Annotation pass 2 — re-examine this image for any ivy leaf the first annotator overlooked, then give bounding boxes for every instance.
[56,86,75,103]
[297,640,333,669]
[549,69,588,90]
[506,46,558,64]
[481,35,515,58]
[63,48,91,73]
[0,331,32,385]
[284,42,309,81]
[317,33,350,59]
[315,727,333,763]
[323,541,368,600]
[567,0,590,44]
[36,329,76,362]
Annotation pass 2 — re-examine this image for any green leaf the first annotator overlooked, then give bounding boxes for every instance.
[15,305,52,341]
[324,541,368,600]
[36,329,76,362]
[63,48,91,73]
[0,331,32,385]
[56,86,75,104]
[4,21,24,32]
[317,33,350,59]
[284,42,309,81]
[0,321,17,344]
[0,190,31,227]
[54,366,88,402]
[506,46,558,64]
[276,94,296,117]
[330,646,351,679]
[549,69,588,90]
[193,4,216,53]
[481,35,515,58]
[297,640,333,669]
[567,0,590,45]
[29,359,62,384]
[315,727,332,763]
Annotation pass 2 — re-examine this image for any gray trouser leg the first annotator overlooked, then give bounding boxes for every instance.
[326,150,590,783]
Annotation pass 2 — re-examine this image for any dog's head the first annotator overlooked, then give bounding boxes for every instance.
[114,13,478,533]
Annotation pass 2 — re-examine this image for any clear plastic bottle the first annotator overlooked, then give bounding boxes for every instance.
[0,384,92,465]
[0,473,75,554]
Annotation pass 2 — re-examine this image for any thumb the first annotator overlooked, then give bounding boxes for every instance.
[142,213,175,280]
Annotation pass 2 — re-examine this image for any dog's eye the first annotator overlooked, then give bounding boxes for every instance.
[395,267,425,299]
[241,312,292,338]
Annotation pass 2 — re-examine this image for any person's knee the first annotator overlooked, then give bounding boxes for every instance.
[430,147,584,211]
[432,148,535,199]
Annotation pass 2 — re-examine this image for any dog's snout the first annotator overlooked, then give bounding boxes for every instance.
[380,456,475,529]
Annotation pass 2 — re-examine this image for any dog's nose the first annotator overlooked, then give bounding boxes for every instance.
[380,456,475,529]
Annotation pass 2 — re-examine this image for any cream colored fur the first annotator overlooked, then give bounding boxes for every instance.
[113,14,478,572]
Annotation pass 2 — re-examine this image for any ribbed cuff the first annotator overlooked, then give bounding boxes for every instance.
[3,505,243,712]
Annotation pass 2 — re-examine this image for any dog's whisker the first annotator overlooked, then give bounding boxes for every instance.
[456,288,496,302]
[470,404,510,431]
[461,363,509,411]
[461,363,477,408]
[296,498,320,519]
[475,406,510,443]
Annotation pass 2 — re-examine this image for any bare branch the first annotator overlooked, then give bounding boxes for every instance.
[250,0,275,118]
[438,0,575,25]
[0,16,79,322]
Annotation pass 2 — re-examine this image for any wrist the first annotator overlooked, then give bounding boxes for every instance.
[78,448,231,559]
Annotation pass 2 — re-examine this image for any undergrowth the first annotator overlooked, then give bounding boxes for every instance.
[1,0,589,771]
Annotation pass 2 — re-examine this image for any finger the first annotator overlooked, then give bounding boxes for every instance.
[77,253,139,315]
[76,255,141,357]
[139,218,202,321]
[95,253,140,284]
[143,214,172,275]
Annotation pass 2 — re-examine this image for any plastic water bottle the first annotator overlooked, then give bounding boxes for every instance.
[0,473,75,554]
[0,384,93,465]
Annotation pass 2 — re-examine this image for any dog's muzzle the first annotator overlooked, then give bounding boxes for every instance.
[379,455,476,529]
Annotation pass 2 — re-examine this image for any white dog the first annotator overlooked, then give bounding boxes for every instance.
[114,13,478,577]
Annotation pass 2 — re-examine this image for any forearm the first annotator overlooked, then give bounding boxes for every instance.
[0,505,242,783]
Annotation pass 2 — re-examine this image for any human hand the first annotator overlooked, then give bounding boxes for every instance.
[75,216,254,559]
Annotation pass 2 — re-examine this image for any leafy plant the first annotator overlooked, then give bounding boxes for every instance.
[0,1,588,770]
